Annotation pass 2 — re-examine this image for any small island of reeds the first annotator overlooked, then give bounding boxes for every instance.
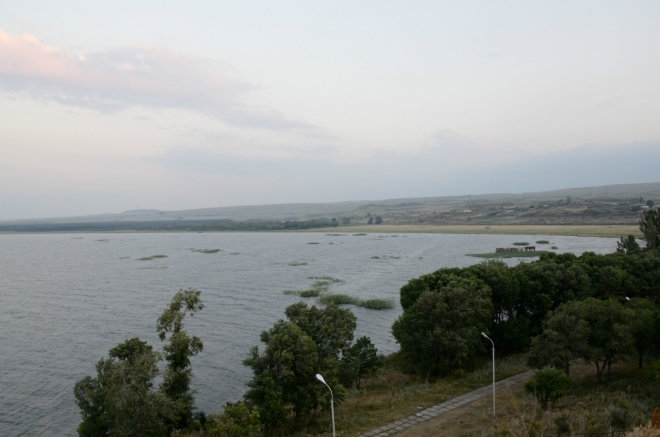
[190,249,221,254]
[136,255,168,261]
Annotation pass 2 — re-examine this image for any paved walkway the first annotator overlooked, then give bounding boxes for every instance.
[357,370,533,437]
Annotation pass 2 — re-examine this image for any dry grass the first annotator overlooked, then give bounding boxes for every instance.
[302,354,529,436]
[380,361,660,437]
[305,225,641,238]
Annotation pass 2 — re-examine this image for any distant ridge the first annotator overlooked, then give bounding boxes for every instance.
[2,181,659,225]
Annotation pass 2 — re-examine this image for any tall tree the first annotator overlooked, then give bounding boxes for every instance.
[74,338,176,437]
[156,289,204,431]
[392,282,493,382]
[339,336,381,390]
[627,298,658,368]
[640,209,660,249]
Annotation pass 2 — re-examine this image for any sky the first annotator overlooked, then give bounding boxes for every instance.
[1,1,659,219]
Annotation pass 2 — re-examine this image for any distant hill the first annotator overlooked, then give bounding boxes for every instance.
[1,182,658,231]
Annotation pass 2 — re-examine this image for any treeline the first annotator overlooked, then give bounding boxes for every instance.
[0,218,338,233]
[392,210,660,384]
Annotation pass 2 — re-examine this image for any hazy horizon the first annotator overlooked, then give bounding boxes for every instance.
[2,1,659,220]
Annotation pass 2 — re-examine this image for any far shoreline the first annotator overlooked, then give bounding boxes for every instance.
[0,224,640,238]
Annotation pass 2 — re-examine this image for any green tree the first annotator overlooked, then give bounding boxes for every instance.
[566,195,572,205]
[156,289,204,430]
[617,235,641,255]
[647,200,655,208]
[209,402,260,437]
[627,298,658,368]
[339,336,382,389]
[374,215,383,224]
[367,217,374,224]
[74,338,176,437]
[243,322,318,435]
[529,298,633,383]
[639,209,660,249]
[392,281,493,382]
[524,369,573,409]
[341,217,351,225]
[243,303,356,434]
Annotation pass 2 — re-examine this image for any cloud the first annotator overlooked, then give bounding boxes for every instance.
[0,29,317,131]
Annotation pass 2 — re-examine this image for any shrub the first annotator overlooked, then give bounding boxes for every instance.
[536,240,550,244]
[318,294,359,305]
[208,401,260,437]
[524,369,573,409]
[513,242,530,246]
[359,299,394,310]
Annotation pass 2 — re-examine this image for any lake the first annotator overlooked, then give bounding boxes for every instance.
[0,231,617,436]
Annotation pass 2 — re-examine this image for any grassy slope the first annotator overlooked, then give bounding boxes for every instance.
[396,361,660,437]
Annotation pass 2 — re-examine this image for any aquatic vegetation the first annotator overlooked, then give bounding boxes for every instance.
[467,251,550,259]
[371,255,401,260]
[230,252,240,255]
[190,249,221,253]
[70,237,84,239]
[299,289,322,297]
[283,290,301,295]
[318,294,359,305]
[326,233,347,236]
[308,242,320,244]
[552,245,559,249]
[352,233,367,236]
[513,242,530,246]
[359,298,395,310]
[136,255,168,261]
[536,240,550,244]
[119,256,130,259]
[288,261,308,266]
[371,256,380,259]
[307,276,344,283]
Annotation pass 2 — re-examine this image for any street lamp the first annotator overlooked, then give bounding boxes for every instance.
[481,332,496,416]
[316,373,336,437]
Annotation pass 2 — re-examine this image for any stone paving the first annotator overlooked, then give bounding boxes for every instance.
[357,370,533,437]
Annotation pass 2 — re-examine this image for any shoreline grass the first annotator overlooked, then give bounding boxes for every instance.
[306,224,641,238]
[467,251,552,259]
[288,261,308,266]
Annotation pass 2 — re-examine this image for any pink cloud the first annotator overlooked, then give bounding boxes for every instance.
[0,29,314,130]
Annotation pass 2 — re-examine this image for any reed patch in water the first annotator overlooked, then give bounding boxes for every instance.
[191,249,221,253]
[288,261,308,266]
[136,255,168,261]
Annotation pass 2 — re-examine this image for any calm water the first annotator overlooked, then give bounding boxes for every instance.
[0,231,617,436]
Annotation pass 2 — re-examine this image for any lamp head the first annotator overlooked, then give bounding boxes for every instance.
[626,297,630,301]
[316,374,326,384]
[481,332,487,338]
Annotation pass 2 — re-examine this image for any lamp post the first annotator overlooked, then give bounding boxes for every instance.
[316,373,336,437]
[481,332,496,416]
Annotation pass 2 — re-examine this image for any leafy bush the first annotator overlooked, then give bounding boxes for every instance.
[208,402,260,437]
[524,369,573,409]
[645,360,660,385]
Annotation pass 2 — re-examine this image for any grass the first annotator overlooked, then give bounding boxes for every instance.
[326,233,348,236]
[359,298,395,310]
[536,240,550,244]
[190,249,221,253]
[317,294,395,310]
[307,276,344,283]
[372,255,401,260]
[318,294,359,305]
[308,242,320,244]
[513,242,530,246]
[136,255,168,261]
[288,261,308,266]
[467,251,552,259]
[307,224,642,238]
[392,361,660,437]
[119,256,130,259]
[353,233,367,236]
[552,245,559,249]
[300,353,530,437]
